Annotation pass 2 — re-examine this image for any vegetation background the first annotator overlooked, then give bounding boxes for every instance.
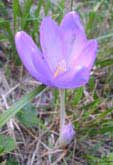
[0,0,113,164]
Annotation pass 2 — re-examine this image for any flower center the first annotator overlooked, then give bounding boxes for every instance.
[54,60,67,78]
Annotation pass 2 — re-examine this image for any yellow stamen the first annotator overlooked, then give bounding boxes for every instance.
[54,67,61,77]
[54,60,67,78]
[54,66,64,78]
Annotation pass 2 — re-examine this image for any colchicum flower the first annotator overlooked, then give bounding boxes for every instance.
[15,11,98,89]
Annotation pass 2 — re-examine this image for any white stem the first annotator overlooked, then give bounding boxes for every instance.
[59,89,66,139]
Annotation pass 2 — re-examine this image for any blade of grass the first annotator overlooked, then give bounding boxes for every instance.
[33,0,44,36]
[12,0,22,32]
[96,33,113,41]
[43,0,51,16]
[21,0,34,29]
[96,58,113,67]
[0,85,46,128]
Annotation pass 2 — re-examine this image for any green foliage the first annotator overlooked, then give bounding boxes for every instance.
[87,153,113,165]
[72,87,83,106]
[6,158,18,165]
[12,0,22,31]
[0,85,46,128]
[53,89,59,105]
[0,0,66,64]
[96,58,113,67]
[0,1,7,16]
[16,103,43,128]
[86,11,96,35]
[88,76,95,91]
[0,135,16,155]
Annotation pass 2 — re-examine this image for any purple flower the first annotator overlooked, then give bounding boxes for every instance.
[15,11,98,89]
[59,123,75,147]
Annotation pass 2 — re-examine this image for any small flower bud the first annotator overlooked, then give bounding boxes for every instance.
[59,123,76,148]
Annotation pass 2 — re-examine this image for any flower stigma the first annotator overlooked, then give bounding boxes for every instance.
[54,60,67,78]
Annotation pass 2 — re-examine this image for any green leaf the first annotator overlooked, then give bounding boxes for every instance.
[0,2,8,16]
[21,0,34,29]
[96,58,113,67]
[12,0,22,31]
[0,18,9,25]
[56,0,65,22]
[0,34,9,41]
[72,87,83,105]
[107,153,113,163]
[43,0,51,16]
[0,85,46,128]
[0,18,14,46]
[89,76,95,91]
[23,0,34,16]
[86,11,96,34]
[97,33,113,41]
[12,0,22,17]
[16,103,43,128]
[53,88,59,105]
[0,135,16,155]
[6,158,18,165]
[33,0,43,34]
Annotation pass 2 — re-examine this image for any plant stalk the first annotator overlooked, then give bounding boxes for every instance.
[59,89,66,141]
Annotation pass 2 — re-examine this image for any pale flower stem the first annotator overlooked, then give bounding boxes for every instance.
[59,89,66,139]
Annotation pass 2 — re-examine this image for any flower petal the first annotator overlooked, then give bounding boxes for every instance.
[53,67,90,89]
[53,39,98,88]
[61,11,85,33]
[40,17,65,73]
[60,11,87,59]
[54,40,97,88]
[15,31,52,86]
[74,39,98,70]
